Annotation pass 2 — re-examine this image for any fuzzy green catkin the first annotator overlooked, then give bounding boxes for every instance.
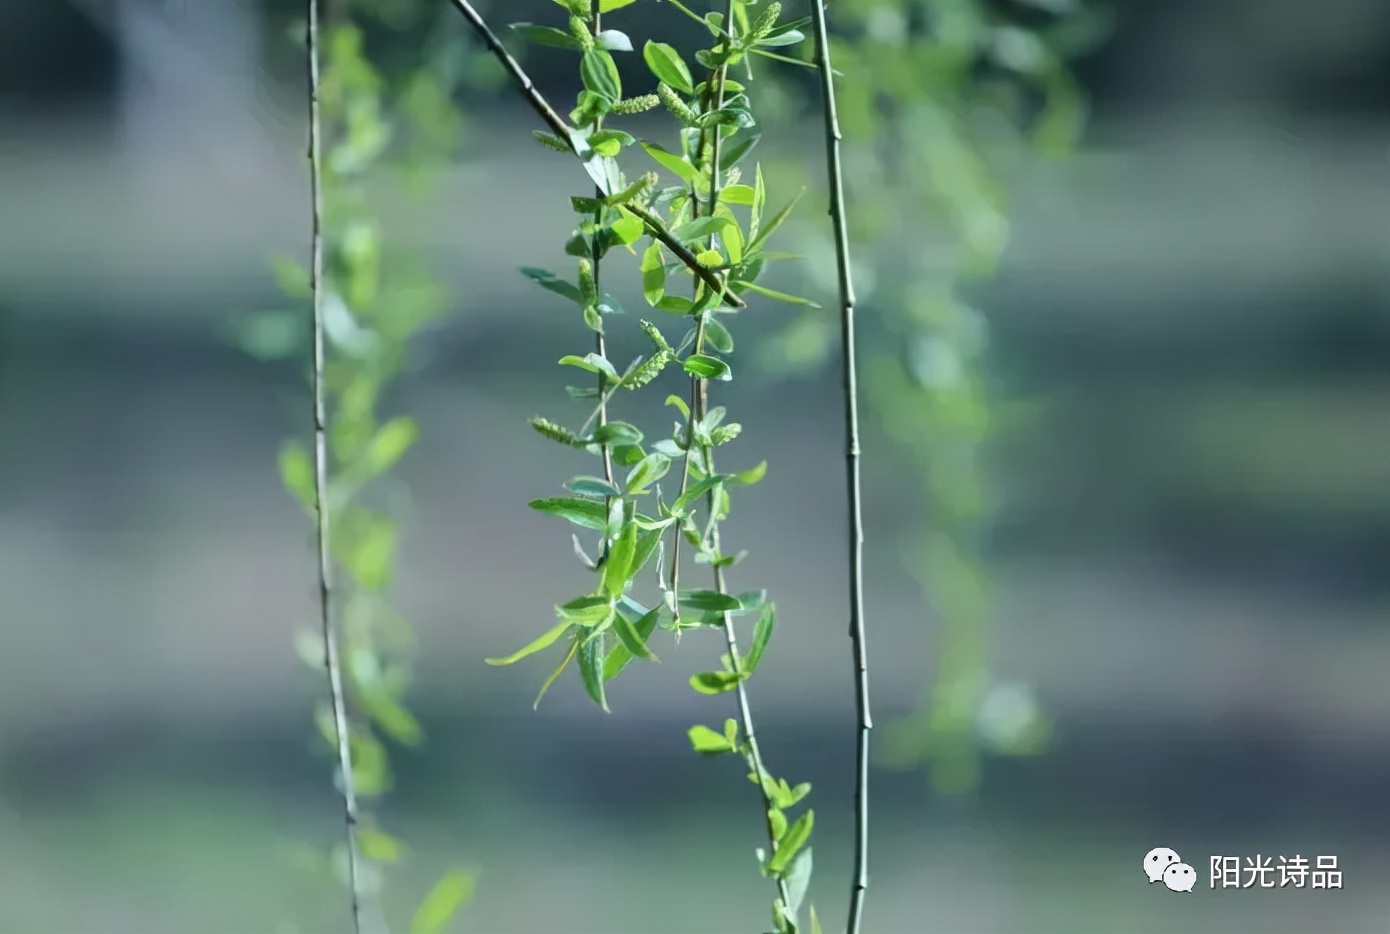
[577,258,598,305]
[751,2,783,40]
[622,352,670,390]
[639,319,674,354]
[658,83,699,124]
[533,130,572,153]
[530,416,588,448]
[568,15,594,49]
[611,94,660,115]
[606,172,659,206]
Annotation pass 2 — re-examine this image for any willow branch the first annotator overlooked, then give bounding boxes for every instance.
[307,4,366,932]
[809,3,872,932]
[440,0,743,307]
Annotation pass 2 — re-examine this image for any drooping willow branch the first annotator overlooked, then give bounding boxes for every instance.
[808,5,873,932]
[441,0,744,307]
[305,1,366,931]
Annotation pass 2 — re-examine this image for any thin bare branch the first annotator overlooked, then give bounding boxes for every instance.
[307,3,366,932]
[808,2,873,932]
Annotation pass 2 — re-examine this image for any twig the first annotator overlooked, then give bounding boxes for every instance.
[307,3,367,932]
[440,0,744,307]
[592,3,615,493]
[809,3,873,932]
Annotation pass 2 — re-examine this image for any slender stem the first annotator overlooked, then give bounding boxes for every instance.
[809,3,872,932]
[593,2,615,518]
[307,3,366,933]
[440,0,743,307]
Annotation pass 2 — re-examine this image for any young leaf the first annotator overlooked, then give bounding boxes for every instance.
[688,724,735,755]
[730,461,768,486]
[534,636,580,710]
[604,606,661,680]
[671,216,732,245]
[690,670,747,694]
[580,50,622,103]
[737,280,820,307]
[683,354,732,381]
[520,266,584,303]
[744,603,775,674]
[641,142,701,184]
[612,607,658,662]
[643,41,696,94]
[640,242,667,306]
[565,476,623,500]
[592,421,644,446]
[510,23,583,50]
[679,590,742,612]
[783,847,813,915]
[484,621,572,666]
[599,0,638,10]
[602,520,639,598]
[594,29,634,52]
[409,870,475,934]
[768,810,814,876]
[366,417,419,475]
[577,632,610,712]
[625,453,672,494]
[529,497,607,530]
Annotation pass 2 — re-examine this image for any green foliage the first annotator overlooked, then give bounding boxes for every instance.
[253,1,477,930]
[475,1,820,929]
[761,0,1102,792]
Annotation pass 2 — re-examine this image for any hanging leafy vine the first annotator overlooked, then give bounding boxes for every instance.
[449,1,826,930]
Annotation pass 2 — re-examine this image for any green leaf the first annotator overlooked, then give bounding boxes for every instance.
[594,29,633,52]
[605,606,661,680]
[529,497,607,530]
[737,281,820,307]
[731,461,768,486]
[757,29,805,48]
[599,0,638,10]
[534,636,579,709]
[358,826,406,864]
[520,267,583,303]
[559,353,621,382]
[783,847,813,914]
[809,905,823,934]
[366,417,418,476]
[410,870,475,934]
[688,724,735,755]
[278,441,315,511]
[721,184,757,206]
[690,670,747,694]
[559,594,615,627]
[640,241,666,304]
[610,213,644,244]
[510,23,583,50]
[602,521,639,598]
[565,476,623,499]
[484,621,572,666]
[643,41,695,94]
[747,188,805,253]
[577,632,610,711]
[671,216,732,244]
[768,810,814,875]
[745,603,775,674]
[641,141,700,183]
[684,354,732,381]
[612,606,658,661]
[625,452,671,493]
[671,475,722,515]
[680,590,742,612]
[704,318,734,353]
[580,50,622,103]
[592,421,644,446]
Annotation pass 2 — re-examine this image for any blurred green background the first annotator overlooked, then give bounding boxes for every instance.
[2,1,1390,932]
